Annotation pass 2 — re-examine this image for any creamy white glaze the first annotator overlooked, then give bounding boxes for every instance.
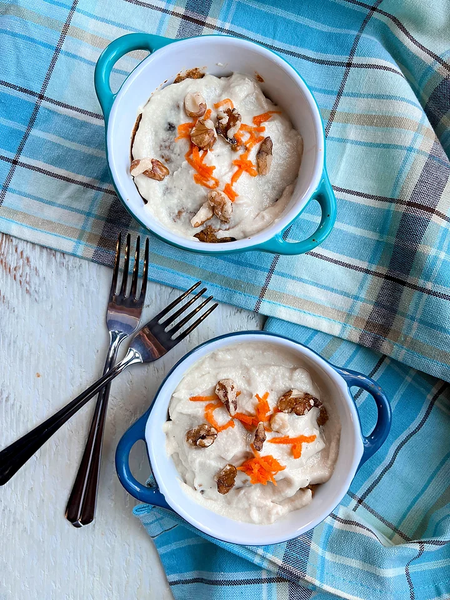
[132,73,303,241]
[164,343,340,524]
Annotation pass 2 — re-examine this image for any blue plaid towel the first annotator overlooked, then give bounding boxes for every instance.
[1,0,449,598]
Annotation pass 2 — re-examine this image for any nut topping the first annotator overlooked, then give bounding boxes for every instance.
[215,379,238,416]
[269,411,290,434]
[186,423,218,448]
[253,422,266,451]
[130,158,169,181]
[184,92,207,118]
[208,190,233,223]
[216,108,241,147]
[194,226,236,243]
[256,136,273,175]
[215,464,237,495]
[191,201,213,228]
[190,118,217,150]
[277,389,328,425]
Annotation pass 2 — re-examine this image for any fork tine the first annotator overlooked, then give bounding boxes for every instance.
[172,303,218,342]
[150,281,202,324]
[109,233,122,298]
[161,287,207,326]
[130,236,140,300]
[166,296,213,336]
[139,237,150,302]
[120,233,131,297]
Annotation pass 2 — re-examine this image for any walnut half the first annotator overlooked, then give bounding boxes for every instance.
[277,390,328,425]
[186,423,218,448]
[256,136,273,175]
[130,158,169,181]
[253,422,266,451]
[184,92,207,118]
[208,190,233,223]
[215,378,238,416]
[216,108,241,148]
[215,464,237,495]
[190,118,217,150]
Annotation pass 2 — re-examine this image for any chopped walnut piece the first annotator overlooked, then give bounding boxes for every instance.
[216,108,241,147]
[215,379,238,416]
[253,422,266,451]
[190,118,217,150]
[174,68,205,83]
[256,136,273,175]
[215,464,237,495]
[186,423,218,448]
[277,390,328,424]
[130,158,169,181]
[317,405,329,427]
[269,411,290,434]
[184,92,207,118]
[194,226,236,243]
[191,201,213,228]
[208,190,233,223]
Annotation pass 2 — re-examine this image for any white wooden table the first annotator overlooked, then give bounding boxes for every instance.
[0,233,263,599]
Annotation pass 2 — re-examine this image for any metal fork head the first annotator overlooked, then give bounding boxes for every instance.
[106,233,150,337]
[129,282,218,363]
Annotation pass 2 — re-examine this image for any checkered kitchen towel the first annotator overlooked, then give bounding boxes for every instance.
[135,319,450,599]
[1,0,450,381]
[1,0,450,598]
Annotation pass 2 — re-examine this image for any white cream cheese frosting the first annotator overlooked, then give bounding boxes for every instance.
[131,73,303,241]
[164,343,340,524]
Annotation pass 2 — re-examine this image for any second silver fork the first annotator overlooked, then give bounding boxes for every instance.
[66,233,148,527]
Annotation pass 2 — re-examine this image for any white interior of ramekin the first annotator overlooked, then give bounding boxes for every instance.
[107,36,324,252]
[146,332,363,546]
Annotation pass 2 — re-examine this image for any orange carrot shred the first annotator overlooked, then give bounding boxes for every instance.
[213,98,234,110]
[175,122,195,140]
[223,183,238,202]
[255,392,271,422]
[189,395,218,402]
[204,401,235,432]
[204,108,212,119]
[268,435,316,459]
[237,445,285,485]
[252,111,281,126]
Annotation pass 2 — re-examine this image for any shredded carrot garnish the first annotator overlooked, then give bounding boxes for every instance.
[175,121,195,140]
[204,108,212,119]
[230,168,244,186]
[232,157,258,177]
[213,98,234,110]
[237,445,285,485]
[234,412,259,426]
[223,183,238,202]
[189,395,218,402]
[255,392,271,422]
[204,401,235,432]
[252,111,281,126]
[185,145,220,189]
[268,435,316,459]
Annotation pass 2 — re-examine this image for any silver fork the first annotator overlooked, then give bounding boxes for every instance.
[0,282,217,486]
[65,233,148,528]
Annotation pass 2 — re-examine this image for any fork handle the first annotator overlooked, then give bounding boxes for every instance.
[65,331,124,527]
[0,349,141,486]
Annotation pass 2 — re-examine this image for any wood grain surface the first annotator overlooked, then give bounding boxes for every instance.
[0,233,263,600]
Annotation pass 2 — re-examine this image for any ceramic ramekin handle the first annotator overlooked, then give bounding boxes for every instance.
[257,171,336,255]
[115,409,170,508]
[334,366,392,465]
[94,33,173,122]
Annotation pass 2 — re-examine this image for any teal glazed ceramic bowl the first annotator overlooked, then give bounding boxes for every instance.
[115,331,391,546]
[95,33,337,254]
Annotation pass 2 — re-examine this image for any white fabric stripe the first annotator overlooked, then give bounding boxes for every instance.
[0,117,106,157]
